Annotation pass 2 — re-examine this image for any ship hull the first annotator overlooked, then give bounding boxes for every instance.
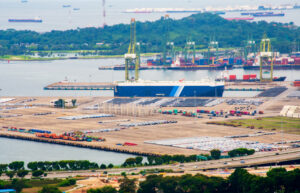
[243,65,300,70]
[114,85,224,97]
[8,19,42,23]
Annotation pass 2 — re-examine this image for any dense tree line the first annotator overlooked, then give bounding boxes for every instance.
[0,13,299,55]
[123,148,254,167]
[87,168,300,193]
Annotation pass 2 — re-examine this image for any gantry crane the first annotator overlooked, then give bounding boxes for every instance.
[125,18,140,81]
[184,38,196,64]
[244,36,256,61]
[161,15,175,65]
[259,34,273,82]
[208,36,219,65]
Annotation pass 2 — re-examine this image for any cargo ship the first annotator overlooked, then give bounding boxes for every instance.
[8,18,42,23]
[253,12,284,17]
[240,12,284,17]
[114,80,224,97]
[241,12,273,16]
[216,76,286,82]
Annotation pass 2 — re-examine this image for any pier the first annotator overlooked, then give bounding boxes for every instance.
[44,82,116,91]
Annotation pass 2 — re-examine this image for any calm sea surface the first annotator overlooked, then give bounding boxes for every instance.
[0,0,299,32]
[0,58,299,97]
[0,138,135,165]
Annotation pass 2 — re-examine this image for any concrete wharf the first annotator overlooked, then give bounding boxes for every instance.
[44,82,115,91]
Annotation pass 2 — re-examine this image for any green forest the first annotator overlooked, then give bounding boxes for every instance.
[0,13,299,56]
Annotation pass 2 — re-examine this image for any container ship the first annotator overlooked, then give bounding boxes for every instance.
[216,74,286,82]
[114,80,224,97]
[253,12,284,17]
[8,18,42,23]
[240,12,284,17]
[244,55,300,69]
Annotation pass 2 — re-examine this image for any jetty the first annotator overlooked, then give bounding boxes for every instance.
[44,82,115,91]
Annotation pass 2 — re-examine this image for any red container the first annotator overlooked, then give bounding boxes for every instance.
[294,81,300,87]
[250,74,256,79]
[294,58,300,64]
[229,75,236,80]
[243,75,250,80]
[282,58,288,65]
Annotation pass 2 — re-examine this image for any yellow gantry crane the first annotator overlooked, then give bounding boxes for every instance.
[125,18,140,81]
[259,34,274,82]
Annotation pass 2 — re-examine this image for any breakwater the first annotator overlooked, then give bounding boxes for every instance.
[0,132,158,157]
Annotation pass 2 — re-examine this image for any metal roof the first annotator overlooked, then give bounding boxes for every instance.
[0,190,16,193]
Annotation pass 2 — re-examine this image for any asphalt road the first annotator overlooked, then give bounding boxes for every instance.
[43,148,300,178]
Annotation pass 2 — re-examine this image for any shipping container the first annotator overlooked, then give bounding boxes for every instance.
[229,75,236,80]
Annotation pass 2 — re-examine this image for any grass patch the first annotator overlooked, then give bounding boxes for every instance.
[208,116,300,134]
[26,178,63,187]
[22,185,76,193]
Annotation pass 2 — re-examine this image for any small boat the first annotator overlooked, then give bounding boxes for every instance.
[73,8,80,11]
[62,5,71,8]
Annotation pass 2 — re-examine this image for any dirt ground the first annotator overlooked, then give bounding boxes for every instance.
[1,91,299,155]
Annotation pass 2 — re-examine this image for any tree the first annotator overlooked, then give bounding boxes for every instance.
[124,158,136,166]
[52,161,60,170]
[228,168,252,193]
[37,161,46,170]
[39,186,62,193]
[6,171,16,179]
[266,167,287,192]
[54,99,65,108]
[0,164,8,172]
[32,170,44,177]
[100,164,107,169]
[159,176,179,193]
[8,161,24,171]
[161,155,172,164]
[27,162,38,171]
[135,156,143,165]
[138,175,163,193]
[108,163,114,169]
[154,157,163,165]
[59,178,76,187]
[87,186,117,193]
[71,99,77,107]
[16,170,29,178]
[210,149,221,159]
[11,179,28,193]
[147,156,155,165]
[119,177,137,193]
[58,161,68,170]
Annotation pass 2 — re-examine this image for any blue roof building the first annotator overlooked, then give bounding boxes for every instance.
[0,190,16,193]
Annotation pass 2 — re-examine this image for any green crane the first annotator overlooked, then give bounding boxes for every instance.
[184,39,196,64]
[125,18,139,81]
[161,15,174,65]
[244,36,256,61]
[208,36,218,65]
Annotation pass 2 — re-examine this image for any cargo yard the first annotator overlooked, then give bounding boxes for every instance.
[1,78,300,159]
